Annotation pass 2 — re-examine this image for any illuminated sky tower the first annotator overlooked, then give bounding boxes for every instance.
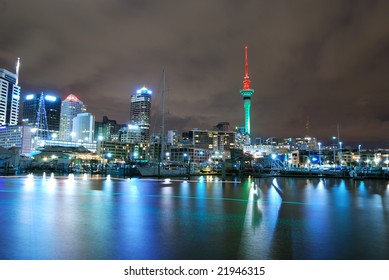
[240,46,254,135]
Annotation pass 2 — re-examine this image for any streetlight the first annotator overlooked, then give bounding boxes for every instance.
[271,153,277,172]
[318,142,322,169]
[358,145,362,167]
[97,135,104,156]
[183,152,190,176]
[332,136,336,167]
[339,141,343,166]
[374,155,380,167]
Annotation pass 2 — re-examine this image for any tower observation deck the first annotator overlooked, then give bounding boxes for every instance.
[240,46,254,135]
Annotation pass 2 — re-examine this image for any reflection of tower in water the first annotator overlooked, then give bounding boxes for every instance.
[238,178,283,259]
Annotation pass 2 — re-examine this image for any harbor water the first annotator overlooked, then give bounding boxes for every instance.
[0,174,388,260]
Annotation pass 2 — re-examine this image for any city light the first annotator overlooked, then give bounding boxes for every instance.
[136,86,152,95]
[45,95,57,102]
[128,124,139,130]
[66,94,79,102]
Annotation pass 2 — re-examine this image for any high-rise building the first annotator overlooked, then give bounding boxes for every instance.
[0,124,33,154]
[59,94,85,141]
[72,112,95,143]
[130,86,152,143]
[0,68,20,126]
[22,93,61,136]
[95,116,125,142]
[240,46,254,136]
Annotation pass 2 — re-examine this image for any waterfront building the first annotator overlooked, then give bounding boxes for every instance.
[22,93,61,136]
[296,137,317,151]
[0,68,20,126]
[119,124,142,144]
[29,145,101,172]
[0,146,19,168]
[38,139,97,152]
[169,147,208,164]
[243,144,276,159]
[167,130,180,146]
[148,138,162,163]
[130,86,152,144]
[59,94,86,141]
[0,124,33,154]
[72,112,95,143]
[97,140,144,162]
[188,129,235,152]
[240,46,254,139]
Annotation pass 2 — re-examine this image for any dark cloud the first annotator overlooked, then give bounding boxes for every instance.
[1,0,389,147]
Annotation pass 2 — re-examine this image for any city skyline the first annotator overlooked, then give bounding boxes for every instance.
[1,0,389,148]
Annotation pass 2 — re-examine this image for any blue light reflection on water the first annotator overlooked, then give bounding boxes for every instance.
[0,175,388,260]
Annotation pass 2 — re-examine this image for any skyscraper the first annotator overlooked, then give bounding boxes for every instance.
[240,46,255,136]
[22,93,62,136]
[59,94,85,141]
[72,112,95,143]
[130,86,152,143]
[0,68,20,126]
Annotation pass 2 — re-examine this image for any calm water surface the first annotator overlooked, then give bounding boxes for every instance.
[0,174,388,260]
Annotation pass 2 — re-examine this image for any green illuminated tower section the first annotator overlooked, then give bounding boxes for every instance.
[240,46,254,135]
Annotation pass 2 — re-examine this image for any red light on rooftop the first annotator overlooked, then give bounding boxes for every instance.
[66,94,79,102]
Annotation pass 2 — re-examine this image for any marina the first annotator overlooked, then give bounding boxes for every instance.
[1,174,388,260]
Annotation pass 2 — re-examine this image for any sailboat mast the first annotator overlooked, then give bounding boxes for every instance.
[160,68,166,163]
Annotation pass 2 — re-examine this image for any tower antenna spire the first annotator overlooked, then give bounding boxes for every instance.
[245,46,249,78]
[242,46,251,90]
[16,57,20,86]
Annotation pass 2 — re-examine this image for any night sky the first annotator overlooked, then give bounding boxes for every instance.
[1,0,388,148]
